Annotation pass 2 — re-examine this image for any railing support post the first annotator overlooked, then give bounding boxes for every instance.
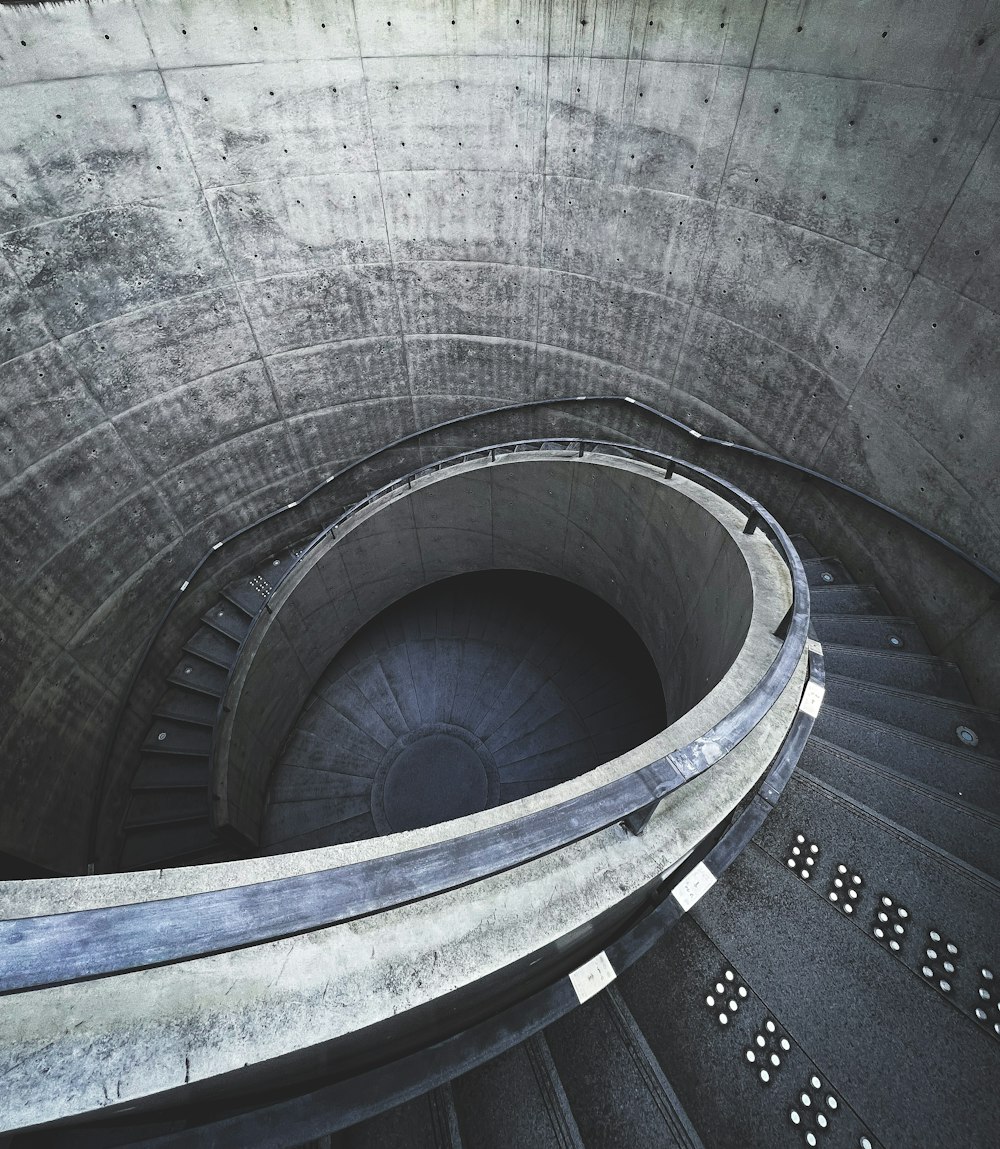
[743,509,762,535]
[623,801,658,835]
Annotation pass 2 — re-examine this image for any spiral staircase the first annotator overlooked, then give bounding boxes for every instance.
[0,433,994,1149]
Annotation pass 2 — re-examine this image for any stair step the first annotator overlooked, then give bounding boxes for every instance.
[825,676,1000,756]
[201,598,254,643]
[620,847,1000,1148]
[802,557,854,586]
[166,651,229,698]
[133,753,210,790]
[757,770,1000,1007]
[799,740,1000,882]
[544,984,704,1148]
[141,716,213,757]
[154,684,218,726]
[333,1085,460,1148]
[118,821,220,871]
[808,584,889,615]
[123,789,207,829]
[451,1035,584,1149]
[788,533,822,561]
[811,614,929,654]
[183,624,241,670]
[821,645,972,701]
[812,706,1000,814]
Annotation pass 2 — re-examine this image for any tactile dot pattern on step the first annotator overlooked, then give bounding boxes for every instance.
[249,573,272,598]
[974,967,1000,1037]
[921,928,960,993]
[746,1016,790,1085]
[871,895,910,954]
[705,967,748,1026]
[827,862,863,916]
[786,832,820,880]
[788,1071,857,1147]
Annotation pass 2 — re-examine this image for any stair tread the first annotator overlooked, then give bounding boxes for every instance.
[801,557,855,587]
[545,985,704,1149]
[200,598,254,643]
[808,584,889,615]
[620,848,1000,1149]
[825,675,1000,755]
[451,1036,583,1149]
[123,789,208,830]
[166,650,228,698]
[118,821,219,870]
[813,707,1000,814]
[183,625,240,670]
[811,615,930,654]
[801,738,1000,880]
[821,644,972,701]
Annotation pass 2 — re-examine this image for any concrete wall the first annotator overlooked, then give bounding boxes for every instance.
[1,0,998,870]
[217,453,755,842]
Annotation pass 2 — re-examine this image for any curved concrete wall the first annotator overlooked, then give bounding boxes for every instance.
[216,452,755,840]
[1,0,997,870]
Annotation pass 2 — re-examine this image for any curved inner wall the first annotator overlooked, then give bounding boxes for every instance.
[259,570,668,851]
[0,0,997,872]
[218,455,755,843]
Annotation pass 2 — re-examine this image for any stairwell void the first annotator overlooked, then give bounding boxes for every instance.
[261,570,668,849]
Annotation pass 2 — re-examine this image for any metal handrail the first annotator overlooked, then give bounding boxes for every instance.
[2,441,809,995]
[87,393,999,869]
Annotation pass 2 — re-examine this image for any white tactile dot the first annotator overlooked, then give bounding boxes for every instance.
[827,1096,838,1109]
[811,1076,821,1089]
[790,1110,800,1125]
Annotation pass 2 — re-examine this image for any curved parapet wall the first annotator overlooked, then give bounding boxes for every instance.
[0,447,817,1135]
[216,447,757,843]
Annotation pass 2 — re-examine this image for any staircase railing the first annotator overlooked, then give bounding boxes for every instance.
[86,394,1000,872]
[4,439,810,994]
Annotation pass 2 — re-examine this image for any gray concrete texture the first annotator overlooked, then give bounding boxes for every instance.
[0,0,997,871]
[217,453,757,842]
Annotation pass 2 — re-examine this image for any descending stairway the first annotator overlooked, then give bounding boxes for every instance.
[117,543,308,871]
[313,535,1000,1149]
[261,571,667,852]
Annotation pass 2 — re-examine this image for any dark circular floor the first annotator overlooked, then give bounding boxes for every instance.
[261,571,666,852]
[372,724,500,833]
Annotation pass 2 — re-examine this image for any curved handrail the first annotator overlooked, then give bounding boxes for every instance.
[88,393,998,869]
[3,442,809,995]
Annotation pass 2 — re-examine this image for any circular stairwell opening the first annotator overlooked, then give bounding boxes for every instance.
[260,571,668,850]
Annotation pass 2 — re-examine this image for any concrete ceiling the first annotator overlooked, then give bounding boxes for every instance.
[1,0,998,871]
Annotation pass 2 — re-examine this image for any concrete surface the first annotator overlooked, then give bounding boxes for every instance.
[0,645,806,1134]
[0,0,997,873]
[216,451,764,842]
